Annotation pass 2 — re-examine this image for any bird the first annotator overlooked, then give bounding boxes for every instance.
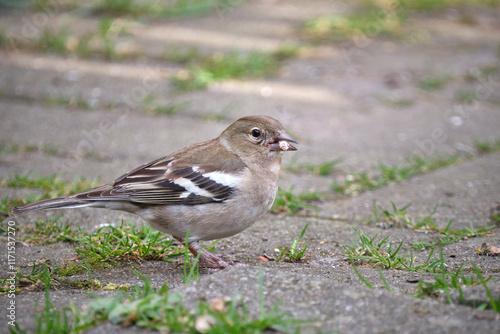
[13,115,298,270]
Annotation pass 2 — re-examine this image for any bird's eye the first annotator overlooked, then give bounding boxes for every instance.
[251,129,261,138]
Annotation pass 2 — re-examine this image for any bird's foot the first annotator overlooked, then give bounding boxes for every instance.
[196,248,232,270]
[175,237,232,271]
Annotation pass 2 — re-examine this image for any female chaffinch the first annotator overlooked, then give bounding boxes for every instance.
[14,115,298,269]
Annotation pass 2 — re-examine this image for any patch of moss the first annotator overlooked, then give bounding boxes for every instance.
[21,216,81,245]
[61,278,103,290]
[54,258,115,277]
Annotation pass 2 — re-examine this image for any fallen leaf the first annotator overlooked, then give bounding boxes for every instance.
[477,243,500,256]
[257,254,275,261]
[488,245,500,255]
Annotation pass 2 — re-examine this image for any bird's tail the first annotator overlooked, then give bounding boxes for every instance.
[13,196,92,214]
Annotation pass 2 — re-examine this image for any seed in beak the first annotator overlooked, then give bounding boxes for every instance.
[279,141,290,151]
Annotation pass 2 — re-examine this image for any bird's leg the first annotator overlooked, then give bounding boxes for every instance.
[189,242,231,269]
[174,237,231,269]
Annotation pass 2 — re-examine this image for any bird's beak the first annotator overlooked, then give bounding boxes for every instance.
[269,131,298,151]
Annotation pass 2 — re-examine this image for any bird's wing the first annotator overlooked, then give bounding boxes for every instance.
[73,153,246,205]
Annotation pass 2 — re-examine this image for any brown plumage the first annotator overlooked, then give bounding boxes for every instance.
[13,115,298,269]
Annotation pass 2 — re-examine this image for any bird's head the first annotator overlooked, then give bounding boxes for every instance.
[219,115,298,159]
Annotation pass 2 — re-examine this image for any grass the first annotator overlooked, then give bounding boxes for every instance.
[55,0,242,18]
[304,158,343,176]
[369,201,415,228]
[36,28,69,53]
[416,256,465,302]
[332,140,500,196]
[285,156,343,176]
[163,46,202,64]
[455,90,478,104]
[473,139,500,154]
[40,143,59,156]
[419,74,451,91]
[28,0,242,18]
[7,32,297,89]
[155,103,188,116]
[157,0,242,18]
[75,220,182,262]
[170,44,298,91]
[346,205,500,311]
[2,18,128,60]
[271,43,300,60]
[0,142,60,158]
[368,201,496,249]
[1,196,24,223]
[416,261,500,312]
[2,10,297,89]
[12,269,306,333]
[0,143,23,155]
[50,220,209,284]
[140,94,189,116]
[11,287,72,334]
[332,154,461,196]
[1,220,200,289]
[2,140,113,164]
[350,260,375,289]
[21,215,80,245]
[98,17,118,60]
[73,269,305,332]
[303,0,497,43]
[1,173,99,223]
[1,261,54,292]
[277,224,309,262]
[1,173,99,201]
[350,261,394,292]
[2,26,71,55]
[394,0,500,11]
[57,231,211,282]
[1,174,99,222]
[0,142,46,155]
[304,10,404,42]
[472,264,500,312]
[0,257,111,292]
[54,257,114,278]
[270,188,321,215]
[1,259,126,294]
[379,96,415,108]
[0,172,98,216]
[44,94,94,110]
[489,203,500,224]
[351,247,500,312]
[342,227,443,271]
[181,231,201,284]
[171,50,278,91]
[410,217,496,250]
[464,64,499,82]
[2,2,252,64]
